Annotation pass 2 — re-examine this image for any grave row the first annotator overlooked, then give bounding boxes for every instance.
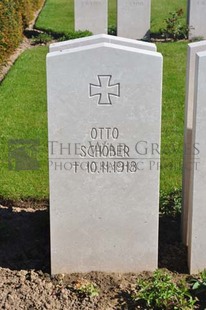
[182,41,206,274]
[75,0,206,40]
[75,0,151,40]
[47,34,206,275]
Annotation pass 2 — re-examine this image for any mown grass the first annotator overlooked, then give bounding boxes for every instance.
[0,0,188,199]
[151,0,186,34]
[36,0,74,33]
[36,0,116,33]
[36,0,187,35]
[157,41,187,193]
[0,41,187,199]
[108,0,116,28]
[0,47,48,199]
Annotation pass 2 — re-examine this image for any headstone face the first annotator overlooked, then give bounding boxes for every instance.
[182,41,206,247]
[117,0,151,40]
[188,51,206,274]
[47,41,162,274]
[75,0,108,34]
[49,34,156,53]
[188,0,206,40]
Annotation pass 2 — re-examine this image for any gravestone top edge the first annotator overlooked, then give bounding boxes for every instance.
[47,42,162,59]
[196,50,206,57]
[188,40,206,49]
[49,34,156,50]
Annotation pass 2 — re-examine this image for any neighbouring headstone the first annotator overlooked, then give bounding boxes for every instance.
[47,40,162,274]
[182,41,206,247]
[187,50,206,274]
[75,0,108,34]
[49,34,157,53]
[188,0,206,40]
[117,0,151,40]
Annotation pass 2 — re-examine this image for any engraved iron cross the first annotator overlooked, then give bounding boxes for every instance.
[89,75,120,105]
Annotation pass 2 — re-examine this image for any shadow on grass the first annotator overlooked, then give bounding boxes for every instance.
[158,214,188,273]
[0,202,50,272]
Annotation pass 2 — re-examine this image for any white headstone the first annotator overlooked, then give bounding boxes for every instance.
[188,50,206,274]
[117,0,151,40]
[49,34,156,53]
[188,0,206,40]
[47,41,162,274]
[182,41,206,246]
[75,0,108,34]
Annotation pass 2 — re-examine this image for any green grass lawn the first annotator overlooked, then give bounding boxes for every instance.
[0,1,188,199]
[151,0,186,34]
[36,0,116,33]
[0,47,49,199]
[157,41,187,193]
[36,0,187,35]
[36,0,74,33]
[0,41,187,199]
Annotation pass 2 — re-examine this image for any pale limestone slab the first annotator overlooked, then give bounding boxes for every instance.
[75,0,107,34]
[47,42,162,274]
[188,0,206,40]
[182,41,206,247]
[49,34,156,53]
[188,51,206,274]
[117,0,151,40]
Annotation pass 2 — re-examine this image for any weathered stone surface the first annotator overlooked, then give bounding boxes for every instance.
[188,0,206,40]
[117,0,151,39]
[47,42,162,274]
[182,41,206,246]
[188,50,206,274]
[75,0,107,34]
